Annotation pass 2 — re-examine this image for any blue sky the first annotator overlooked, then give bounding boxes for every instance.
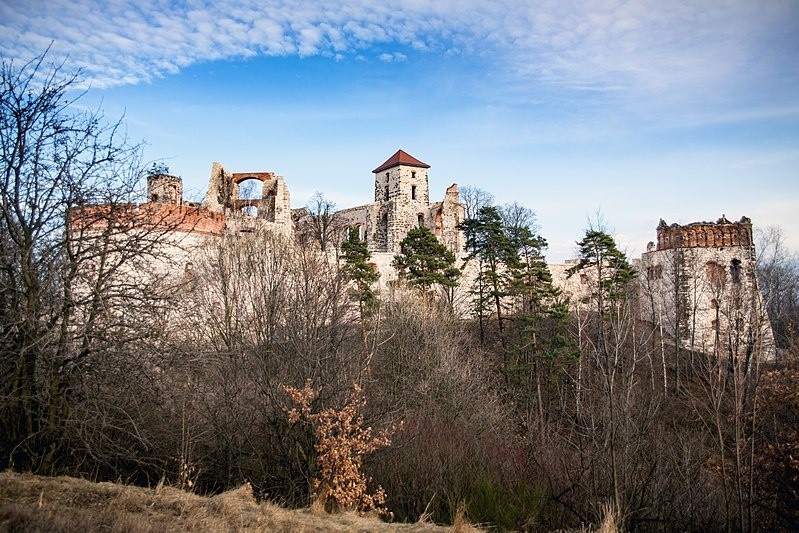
[2,0,798,261]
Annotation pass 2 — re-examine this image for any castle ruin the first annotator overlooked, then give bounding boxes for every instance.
[334,150,463,254]
[638,216,775,361]
[112,151,776,361]
[146,149,464,257]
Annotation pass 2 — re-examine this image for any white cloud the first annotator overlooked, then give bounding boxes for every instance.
[1,0,796,111]
[378,52,406,63]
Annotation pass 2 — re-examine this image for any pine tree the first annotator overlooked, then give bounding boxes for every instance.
[567,229,637,309]
[504,221,574,423]
[392,227,460,296]
[341,228,379,309]
[566,228,637,513]
[341,228,379,370]
[461,206,518,344]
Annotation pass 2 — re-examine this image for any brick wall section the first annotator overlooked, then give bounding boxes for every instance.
[69,204,226,236]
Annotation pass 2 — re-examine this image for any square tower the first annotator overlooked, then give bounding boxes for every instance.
[372,149,431,252]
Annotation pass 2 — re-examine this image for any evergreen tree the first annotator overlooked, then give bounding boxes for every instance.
[565,227,637,515]
[566,229,637,309]
[392,227,460,295]
[341,228,379,369]
[504,221,574,422]
[341,228,379,309]
[461,206,518,344]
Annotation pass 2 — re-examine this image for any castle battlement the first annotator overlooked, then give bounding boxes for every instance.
[655,215,753,251]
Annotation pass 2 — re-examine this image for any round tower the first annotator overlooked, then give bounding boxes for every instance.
[147,173,183,205]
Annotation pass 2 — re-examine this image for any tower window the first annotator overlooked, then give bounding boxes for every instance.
[411,185,417,200]
[731,258,741,283]
[647,265,662,280]
[706,261,726,290]
[412,171,416,179]
[418,214,424,227]
[384,185,389,201]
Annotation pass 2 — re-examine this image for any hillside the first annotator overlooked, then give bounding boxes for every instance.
[0,472,459,532]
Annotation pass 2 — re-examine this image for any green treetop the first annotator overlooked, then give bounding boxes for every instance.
[392,227,460,293]
[341,228,379,308]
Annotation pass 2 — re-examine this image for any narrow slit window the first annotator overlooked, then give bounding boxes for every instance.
[411,185,417,200]
[731,258,741,283]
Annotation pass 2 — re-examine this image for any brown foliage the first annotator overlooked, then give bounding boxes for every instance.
[752,364,799,527]
[285,380,398,515]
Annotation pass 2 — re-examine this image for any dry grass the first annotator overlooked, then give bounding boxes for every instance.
[0,471,455,532]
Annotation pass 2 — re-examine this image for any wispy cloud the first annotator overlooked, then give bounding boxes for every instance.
[2,0,796,111]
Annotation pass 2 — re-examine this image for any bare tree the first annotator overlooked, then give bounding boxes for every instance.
[459,186,494,220]
[0,49,183,474]
[756,226,799,353]
[166,228,364,497]
[300,192,344,253]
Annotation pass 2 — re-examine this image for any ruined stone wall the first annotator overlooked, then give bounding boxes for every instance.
[336,203,382,250]
[199,164,293,235]
[201,162,234,213]
[640,217,774,360]
[425,184,464,254]
[656,215,753,250]
[549,260,595,305]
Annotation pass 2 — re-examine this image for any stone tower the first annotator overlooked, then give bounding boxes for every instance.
[372,149,431,252]
[147,173,183,205]
[639,216,775,361]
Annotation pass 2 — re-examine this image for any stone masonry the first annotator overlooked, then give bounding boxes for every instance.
[335,150,464,255]
[90,154,777,361]
[638,216,774,361]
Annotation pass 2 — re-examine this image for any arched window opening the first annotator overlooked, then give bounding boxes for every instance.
[238,178,263,201]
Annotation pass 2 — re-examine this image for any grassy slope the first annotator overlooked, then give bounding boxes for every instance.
[0,472,460,532]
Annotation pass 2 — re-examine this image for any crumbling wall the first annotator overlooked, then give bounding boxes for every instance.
[426,183,464,254]
[201,162,235,214]
[656,215,753,250]
[640,216,774,360]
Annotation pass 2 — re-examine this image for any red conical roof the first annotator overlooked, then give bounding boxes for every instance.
[372,149,430,173]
